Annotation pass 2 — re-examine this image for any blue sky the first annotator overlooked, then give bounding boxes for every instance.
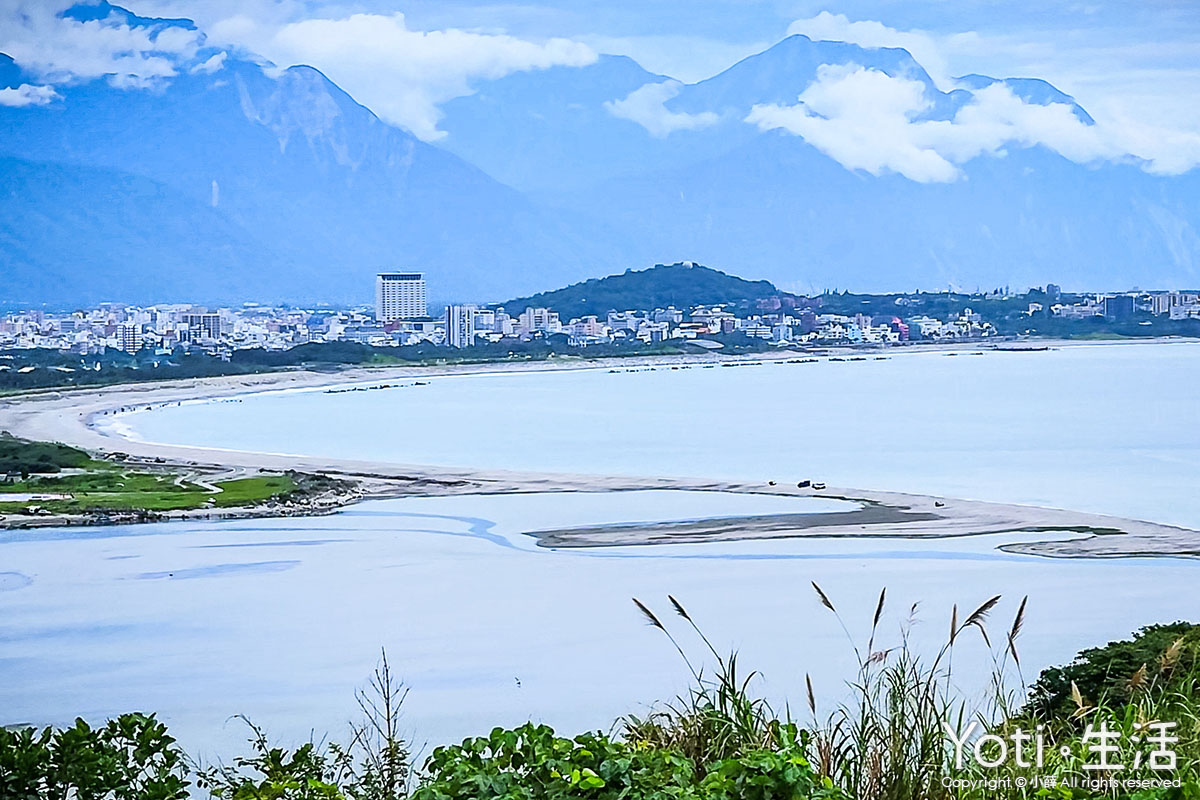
[3,0,1199,172]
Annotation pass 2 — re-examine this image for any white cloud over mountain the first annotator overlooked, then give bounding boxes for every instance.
[780,12,1200,178]
[786,12,964,89]
[0,1,597,140]
[605,79,718,137]
[205,11,597,140]
[746,64,1105,182]
[4,1,1200,176]
[747,62,1200,181]
[747,64,960,182]
[0,0,205,88]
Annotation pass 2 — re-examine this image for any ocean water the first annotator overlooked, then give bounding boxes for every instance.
[1,492,1194,763]
[125,341,1200,528]
[6,342,1200,759]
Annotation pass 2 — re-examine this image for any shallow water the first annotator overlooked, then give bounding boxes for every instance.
[123,342,1200,528]
[1,491,1194,762]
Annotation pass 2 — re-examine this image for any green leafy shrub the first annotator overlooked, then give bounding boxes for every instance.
[412,722,839,800]
[697,726,844,800]
[197,652,411,800]
[1027,622,1200,718]
[196,728,349,800]
[412,723,697,799]
[0,713,189,800]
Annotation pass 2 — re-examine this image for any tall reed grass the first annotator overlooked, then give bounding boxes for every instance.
[627,586,1198,799]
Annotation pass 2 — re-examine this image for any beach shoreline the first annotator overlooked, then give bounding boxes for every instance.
[1,339,1198,558]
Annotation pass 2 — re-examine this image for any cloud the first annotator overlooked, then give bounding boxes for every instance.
[786,12,970,89]
[781,12,1200,177]
[605,79,719,137]
[203,11,596,140]
[0,83,60,107]
[743,63,1177,182]
[0,1,596,138]
[0,0,208,89]
[747,64,961,182]
[190,51,226,74]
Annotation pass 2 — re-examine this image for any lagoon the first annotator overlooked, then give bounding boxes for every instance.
[124,342,1200,528]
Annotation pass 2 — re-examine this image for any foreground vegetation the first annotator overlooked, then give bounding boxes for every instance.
[3,589,1198,799]
[0,434,337,520]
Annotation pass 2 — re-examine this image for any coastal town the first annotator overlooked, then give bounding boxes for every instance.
[3,268,1200,359]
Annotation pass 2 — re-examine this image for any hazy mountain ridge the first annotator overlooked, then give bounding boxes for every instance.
[442,34,1197,292]
[438,35,1096,192]
[0,155,290,305]
[0,5,618,304]
[1,3,1198,304]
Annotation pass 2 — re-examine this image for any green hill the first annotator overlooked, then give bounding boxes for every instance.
[497,262,796,319]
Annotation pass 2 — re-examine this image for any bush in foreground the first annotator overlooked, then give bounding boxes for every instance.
[412,722,841,800]
[0,713,188,800]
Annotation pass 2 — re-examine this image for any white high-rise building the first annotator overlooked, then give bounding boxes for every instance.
[446,304,477,348]
[116,323,142,354]
[376,273,427,322]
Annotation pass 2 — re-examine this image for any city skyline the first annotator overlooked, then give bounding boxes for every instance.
[5,269,1199,357]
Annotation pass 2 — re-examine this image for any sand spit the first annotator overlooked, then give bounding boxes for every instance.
[525,487,1200,559]
[0,351,1197,558]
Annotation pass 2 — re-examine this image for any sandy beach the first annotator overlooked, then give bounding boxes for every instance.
[1,343,1199,558]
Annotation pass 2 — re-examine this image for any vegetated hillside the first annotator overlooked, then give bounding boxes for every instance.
[498,262,798,318]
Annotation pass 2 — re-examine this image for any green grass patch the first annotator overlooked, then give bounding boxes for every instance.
[209,475,297,508]
[0,440,301,516]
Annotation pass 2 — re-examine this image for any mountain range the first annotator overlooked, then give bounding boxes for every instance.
[1,2,1198,305]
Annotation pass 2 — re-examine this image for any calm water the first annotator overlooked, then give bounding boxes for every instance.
[125,341,1200,527]
[6,343,1200,759]
[1,491,1194,763]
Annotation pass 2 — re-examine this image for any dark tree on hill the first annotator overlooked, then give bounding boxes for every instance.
[498,262,799,319]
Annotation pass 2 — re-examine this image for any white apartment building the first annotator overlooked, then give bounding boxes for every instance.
[116,323,142,353]
[446,304,477,348]
[375,272,427,322]
[607,311,645,331]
